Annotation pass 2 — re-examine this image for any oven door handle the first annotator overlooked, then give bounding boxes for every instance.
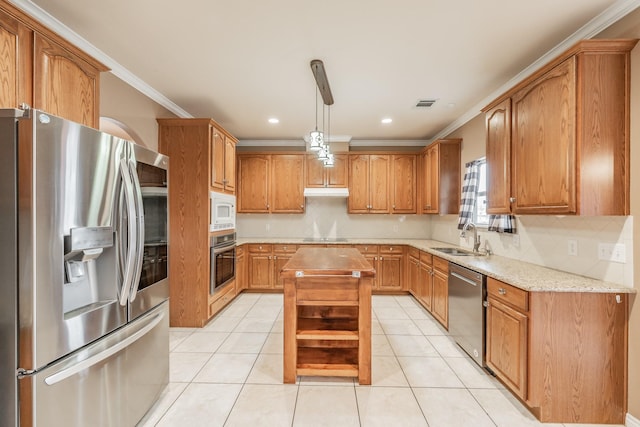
[213,243,236,254]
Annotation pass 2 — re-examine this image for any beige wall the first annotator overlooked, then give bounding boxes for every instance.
[99,72,177,150]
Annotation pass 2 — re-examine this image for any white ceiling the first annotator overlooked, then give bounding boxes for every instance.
[13,0,639,142]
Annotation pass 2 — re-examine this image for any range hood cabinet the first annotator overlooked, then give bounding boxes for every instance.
[303,188,349,198]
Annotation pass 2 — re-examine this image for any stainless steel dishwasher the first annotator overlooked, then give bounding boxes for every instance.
[448,262,486,367]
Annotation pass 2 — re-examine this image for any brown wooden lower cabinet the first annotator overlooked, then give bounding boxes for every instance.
[486,277,627,424]
[430,256,448,329]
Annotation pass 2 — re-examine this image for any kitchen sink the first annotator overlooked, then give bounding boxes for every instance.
[432,247,477,256]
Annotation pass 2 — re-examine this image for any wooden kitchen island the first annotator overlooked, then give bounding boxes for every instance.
[281,247,375,384]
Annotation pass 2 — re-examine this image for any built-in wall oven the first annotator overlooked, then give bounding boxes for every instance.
[210,231,236,294]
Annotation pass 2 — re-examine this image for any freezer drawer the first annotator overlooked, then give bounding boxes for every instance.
[20,301,169,426]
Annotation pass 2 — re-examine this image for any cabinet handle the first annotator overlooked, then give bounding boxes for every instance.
[380,256,383,260]
[274,255,277,259]
[509,197,516,203]
[498,288,507,295]
[269,256,272,260]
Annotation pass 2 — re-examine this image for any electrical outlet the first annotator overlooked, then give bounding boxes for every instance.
[512,234,520,247]
[598,243,626,263]
[567,239,578,256]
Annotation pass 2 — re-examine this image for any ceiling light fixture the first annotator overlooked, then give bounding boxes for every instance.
[381,118,392,124]
[268,117,279,124]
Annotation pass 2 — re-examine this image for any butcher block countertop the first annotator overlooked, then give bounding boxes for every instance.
[237,237,634,294]
[280,247,376,279]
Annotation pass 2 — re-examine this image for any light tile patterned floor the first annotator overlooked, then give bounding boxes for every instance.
[138,293,623,427]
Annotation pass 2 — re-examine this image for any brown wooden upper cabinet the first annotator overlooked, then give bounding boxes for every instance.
[348,154,390,213]
[348,153,418,214]
[420,139,461,214]
[305,153,348,188]
[483,39,638,216]
[210,127,237,194]
[391,154,417,214]
[0,3,107,128]
[237,153,305,213]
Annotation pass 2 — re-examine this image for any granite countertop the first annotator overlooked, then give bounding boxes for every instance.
[236,237,635,294]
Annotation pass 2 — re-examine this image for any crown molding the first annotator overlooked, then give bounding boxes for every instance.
[8,0,193,119]
[429,0,640,142]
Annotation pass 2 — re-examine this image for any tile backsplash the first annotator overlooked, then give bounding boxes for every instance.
[237,198,430,239]
[431,214,633,287]
[238,200,632,287]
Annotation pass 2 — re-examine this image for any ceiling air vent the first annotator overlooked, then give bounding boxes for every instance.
[416,99,437,108]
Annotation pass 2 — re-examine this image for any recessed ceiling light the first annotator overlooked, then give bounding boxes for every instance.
[381,118,392,124]
[268,118,279,124]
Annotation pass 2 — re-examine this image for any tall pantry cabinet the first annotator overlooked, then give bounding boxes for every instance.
[157,118,238,327]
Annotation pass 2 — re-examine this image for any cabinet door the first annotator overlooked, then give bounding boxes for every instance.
[422,145,439,213]
[210,128,225,191]
[391,155,417,214]
[486,99,512,214]
[418,262,432,310]
[248,253,272,289]
[486,297,528,400]
[224,137,236,193]
[0,10,32,109]
[378,254,403,291]
[431,270,448,328]
[34,33,100,128]
[408,257,419,296]
[327,154,348,187]
[305,154,325,187]
[348,154,371,213]
[236,249,246,291]
[273,253,293,289]
[271,154,305,213]
[511,57,576,214]
[363,254,378,289]
[237,155,270,212]
[369,155,390,213]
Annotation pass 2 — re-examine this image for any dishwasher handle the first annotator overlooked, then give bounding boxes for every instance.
[450,271,478,286]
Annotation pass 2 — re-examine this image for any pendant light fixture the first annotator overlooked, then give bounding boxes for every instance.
[309,88,323,151]
[310,59,335,167]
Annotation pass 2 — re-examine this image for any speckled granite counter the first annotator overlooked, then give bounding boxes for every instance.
[236,237,635,294]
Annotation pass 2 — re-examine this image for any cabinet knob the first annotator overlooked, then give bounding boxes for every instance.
[392,205,396,209]
[380,256,383,260]
[259,246,263,250]
[509,197,516,203]
[498,288,507,295]
[274,255,277,259]
[266,204,270,209]
[269,256,272,260]
[300,205,304,209]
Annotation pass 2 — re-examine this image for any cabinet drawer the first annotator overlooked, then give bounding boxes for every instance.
[273,244,297,253]
[248,244,272,253]
[379,245,404,254]
[208,282,236,317]
[420,251,433,265]
[408,247,420,259]
[354,245,378,254]
[433,256,448,273]
[487,277,528,311]
[296,277,359,304]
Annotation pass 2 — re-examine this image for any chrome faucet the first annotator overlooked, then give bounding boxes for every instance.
[461,222,481,253]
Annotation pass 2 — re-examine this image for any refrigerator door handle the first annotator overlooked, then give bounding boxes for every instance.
[118,158,138,306]
[43,309,165,386]
[128,159,145,301]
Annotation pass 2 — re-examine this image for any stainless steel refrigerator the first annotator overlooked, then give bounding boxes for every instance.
[0,108,170,426]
